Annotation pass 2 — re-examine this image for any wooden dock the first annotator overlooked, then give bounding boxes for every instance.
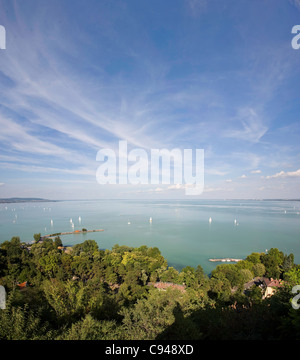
[209,258,242,263]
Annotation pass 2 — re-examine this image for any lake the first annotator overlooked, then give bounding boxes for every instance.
[0,199,299,274]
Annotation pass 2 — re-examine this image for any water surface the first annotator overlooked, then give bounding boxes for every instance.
[1,199,299,274]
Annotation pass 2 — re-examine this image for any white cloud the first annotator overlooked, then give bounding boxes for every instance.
[251,170,262,174]
[241,174,247,179]
[154,187,164,192]
[167,184,183,190]
[265,169,300,180]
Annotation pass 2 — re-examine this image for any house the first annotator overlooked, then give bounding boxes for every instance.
[243,277,284,299]
[262,277,284,299]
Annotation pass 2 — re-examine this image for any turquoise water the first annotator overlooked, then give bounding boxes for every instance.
[0,199,300,274]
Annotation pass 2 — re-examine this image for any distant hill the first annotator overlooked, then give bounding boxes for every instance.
[0,198,58,203]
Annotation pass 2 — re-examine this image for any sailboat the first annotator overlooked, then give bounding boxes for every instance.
[149,217,152,223]
[50,219,53,227]
[209,217,212,224]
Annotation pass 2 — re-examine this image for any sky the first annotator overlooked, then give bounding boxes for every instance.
[0,0,300,200]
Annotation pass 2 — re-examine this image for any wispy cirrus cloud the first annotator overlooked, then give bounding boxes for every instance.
[223,108,268,143]
[0,0,299,199]
[0,115,74,159]
[0,162,95,177]
[185,0,208,16]
[289,0,300,10]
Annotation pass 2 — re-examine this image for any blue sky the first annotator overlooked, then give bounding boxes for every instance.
[0,0,300,199]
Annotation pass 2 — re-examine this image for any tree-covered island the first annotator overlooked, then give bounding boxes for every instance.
[0,235,300,340]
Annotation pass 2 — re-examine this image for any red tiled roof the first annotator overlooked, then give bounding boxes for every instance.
[17,281,28,289]
[149,282,186,292]
[264,278,283,288]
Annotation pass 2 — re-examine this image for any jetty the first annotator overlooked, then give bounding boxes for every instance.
[43,229,104,239]
[209,258,242,263]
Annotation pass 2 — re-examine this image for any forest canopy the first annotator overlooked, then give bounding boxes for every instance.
[0,235,300,340]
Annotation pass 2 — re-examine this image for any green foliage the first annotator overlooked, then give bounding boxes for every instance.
[261,248,284,278]
[245,252,263,264]
[246,284,263,304]
[0,293,54,340]
[0,236,298,340]
[119,288,200,340]
[283,266,300,286]
[72,239,99,257]
[58,314,119,340]
[33,233,41,242]
[43,279,86,323]
[159,266,179,283]
[54,236,62,248]
[252,262,265,277]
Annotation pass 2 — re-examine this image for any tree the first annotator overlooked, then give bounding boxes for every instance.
[283,267,300,286]
[261,248,284,279]
[72,240,99,257]
[252,263,265,277]
[239,269,254,284]
[282,253,294,273]
[33,233,41,243]
[245,252,263,264]
[178,266,197,288]
[1,237,22,261]
[119,288,188,340]
[38,250,61,278]
[209,277,232,301]
[195,265,208,286]
[0,294,53,340]
[159,267,179,283]
[71,254,94,281]
[43,279,86,324]
[54,236,62,248]
[58,314,119,340]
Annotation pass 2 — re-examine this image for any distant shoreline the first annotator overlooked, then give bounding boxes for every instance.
[0,198,59,204]
[1,197,300,204]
